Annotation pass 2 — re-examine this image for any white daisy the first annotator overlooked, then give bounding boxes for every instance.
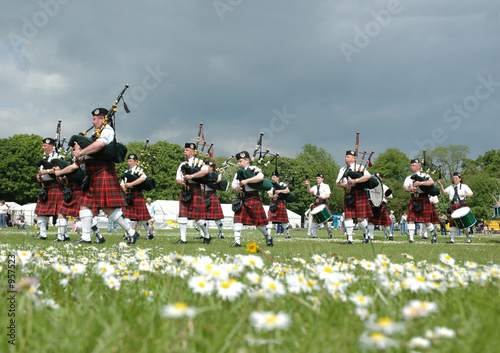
[408,337,431,349]
[188,275,215,296]
[161,302,198,319]
[359,331,398,351]
[401,300,439,320]
[349,291,373,308]
[249,311,291,332]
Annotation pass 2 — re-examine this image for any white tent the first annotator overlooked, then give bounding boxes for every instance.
[152,200,301,229]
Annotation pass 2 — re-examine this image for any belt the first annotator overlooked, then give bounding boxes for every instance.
[184,184,201,190]
[244,191,259,198]
[42,181,58,186]
[204,190,217,195]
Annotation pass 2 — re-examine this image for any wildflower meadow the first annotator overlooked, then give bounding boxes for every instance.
[1,226,499,353]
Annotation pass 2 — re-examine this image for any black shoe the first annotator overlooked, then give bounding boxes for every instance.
[342,241,353,245]
[286,234,291,239]
[409,240,414,243]
[230,242,241,247]
[36,234,47,240]
[53,238,63,242]
[203,235,212,244]
[146,234,154,240]
[446,241,454,244]
[217,234,224,239]
[173,239,187,244]
[431,236,437,244]
[195,235,204,239]
[328,233,332,239]
[63,235,71,242]
[362,238,370,244]
[266,236,273,247]
[127,232,140,245]
[121,234,128,240]
[95,236,106,244]
[310,236,317,239]
[389,236,394,241]
[421,236,428,240]
[73,238,91,244]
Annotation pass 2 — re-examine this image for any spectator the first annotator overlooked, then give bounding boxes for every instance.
[0,200,9,230]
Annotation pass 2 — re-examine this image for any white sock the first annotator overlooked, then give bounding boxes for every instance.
[178,217,188,242]
[216,219,223,235]
[368,224,375,239]
[38,216,48,238]
[408,224,415,241]
[450,227,457,242]
[234,223,243,244]
[197,220,209,238]
[109,209,134,237]
[312,222,319,237]
[345,220,354,242]
[79,209,93,242]
[359,219,368,237]
[258,225,269,238]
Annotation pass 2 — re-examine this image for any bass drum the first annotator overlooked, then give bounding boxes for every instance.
[367,174,383,207]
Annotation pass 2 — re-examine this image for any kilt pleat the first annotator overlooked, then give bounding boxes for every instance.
[179,188,207,220]
[205,193,224,220]
[268,199,289,223]
[122,190,150,220]
[368,203,392,226]
[35,183,64,216]
[234,195,268,226]
[80,161,127,215]
[408,196,439,224]
[344,189,373,219]
[58,183,82,218]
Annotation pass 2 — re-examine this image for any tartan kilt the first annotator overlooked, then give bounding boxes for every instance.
[449,202,468,227]
[58,182,82,218]
[368,203,392,226]
[179,187,207,220]
[80,161,127,215]
[408,196,438,223]
[234,193,268,226]
[268,199,289,223]
[122,190,150,220]
[205,193,224,220]
[344,188,373,219]
[35,183,64,216]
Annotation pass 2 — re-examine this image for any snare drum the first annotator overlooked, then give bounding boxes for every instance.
[311,204,332,224]
[451,207,476,230]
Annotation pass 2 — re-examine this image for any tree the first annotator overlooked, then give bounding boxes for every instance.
[473,150,500,178]
[428,145,470,180]
[0,134,45,204]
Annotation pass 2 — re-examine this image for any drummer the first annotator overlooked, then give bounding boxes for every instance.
[436,172,473,244]
[367,173,393,241]
[336,150,372,244]
[304,173,333,239]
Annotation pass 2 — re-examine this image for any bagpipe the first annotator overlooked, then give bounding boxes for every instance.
[410,151,441,196]
[340,132,380,189]
[67,84,130,163]
[121,139,156,192]
[183,122,229,191]
[270,158,296,202]
[49,158,86,184]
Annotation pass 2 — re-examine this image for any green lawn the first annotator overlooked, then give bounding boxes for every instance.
[1,226,499,353]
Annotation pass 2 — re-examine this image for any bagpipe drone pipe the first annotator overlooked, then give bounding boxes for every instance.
[409,160,441,196]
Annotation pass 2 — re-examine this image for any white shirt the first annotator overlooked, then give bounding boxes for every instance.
[336,163,370,184]
[443,183,473,202]
[403,171,431,194]
[40,150,61,181]
[96,125,115,145]
[232,165,263,192]
[121,164,147,186]
[310,182,331,198]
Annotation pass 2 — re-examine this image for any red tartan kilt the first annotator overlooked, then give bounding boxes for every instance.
[234,195,268,226]
[58,183,82,218]
[344,189,373,219]
[449,202,468,227]
[179,188,207,220]
[122,190,150,220]
[408,196,439,223]
[268,199,289,223]
[35,183,64,216]
[80,161,127,215]
[205,193,224,220]
[368,203,392,226]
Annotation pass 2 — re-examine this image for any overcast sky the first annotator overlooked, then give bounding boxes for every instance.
[1,1,499,165]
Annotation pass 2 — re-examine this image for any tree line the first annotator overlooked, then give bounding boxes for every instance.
[2,134,500,222]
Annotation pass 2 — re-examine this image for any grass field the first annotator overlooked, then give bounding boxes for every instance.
[1,226,499,353]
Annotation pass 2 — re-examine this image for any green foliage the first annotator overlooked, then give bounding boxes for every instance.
[0,134,45,204]
[429,145,470,180]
